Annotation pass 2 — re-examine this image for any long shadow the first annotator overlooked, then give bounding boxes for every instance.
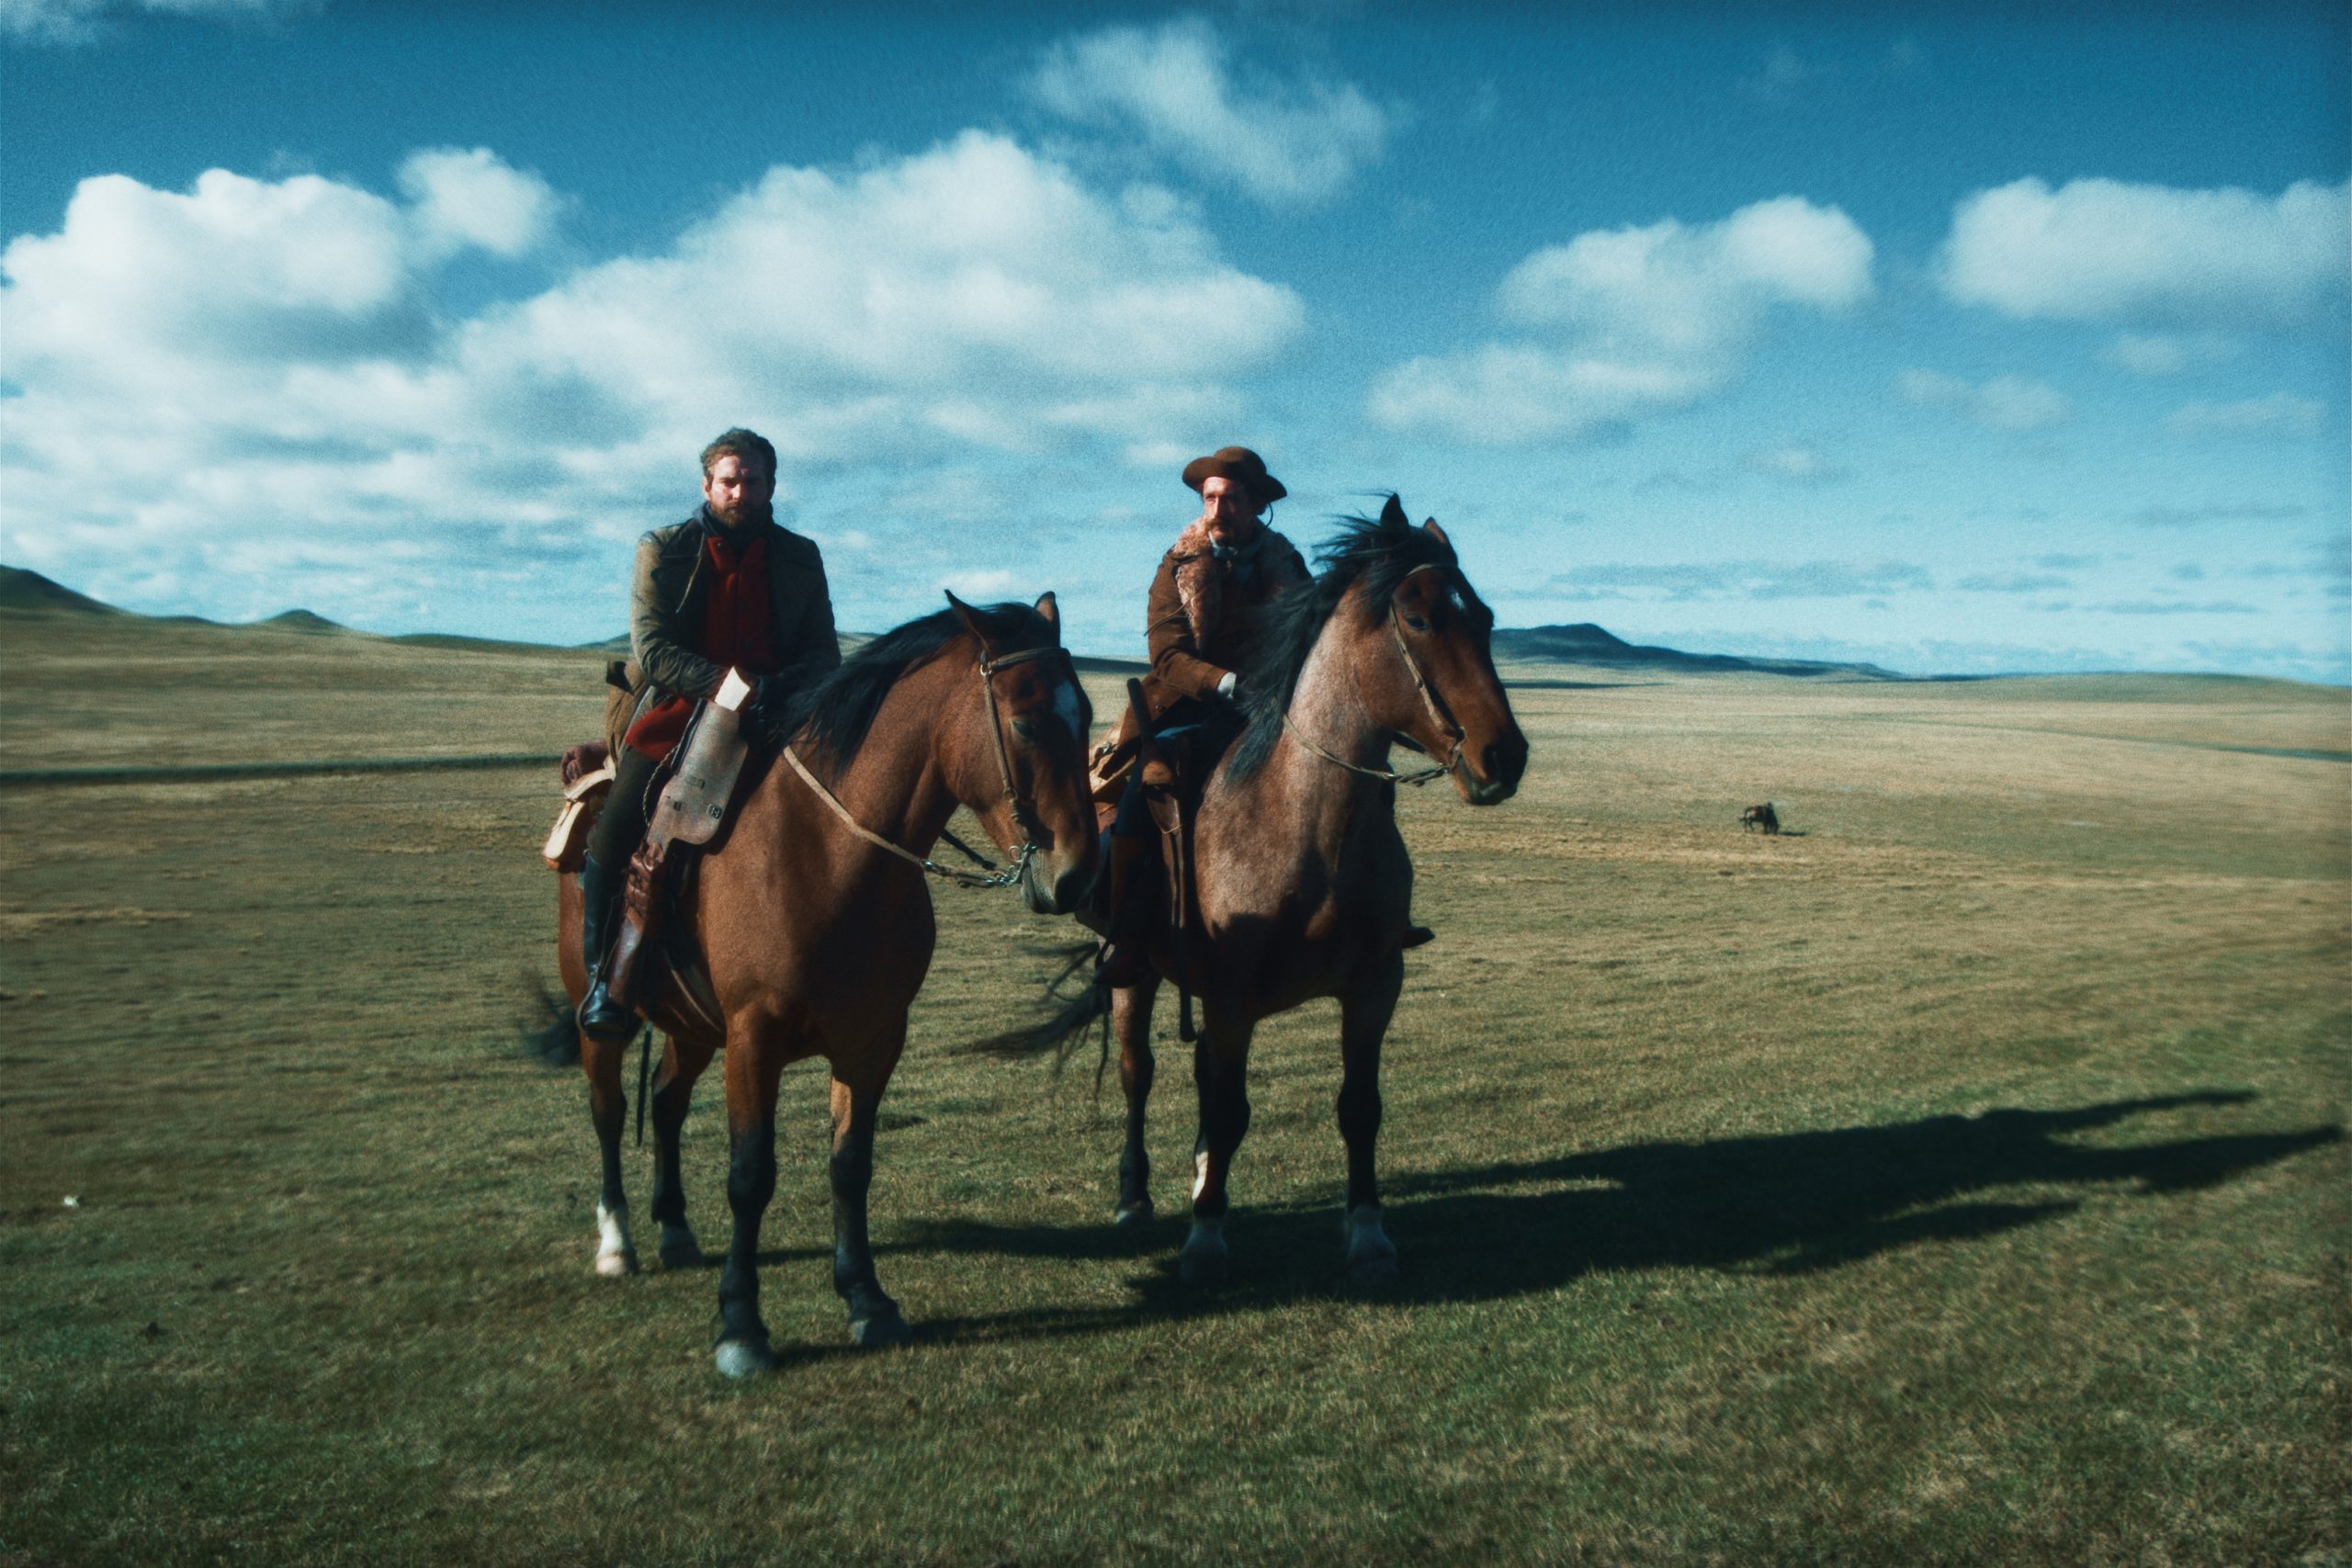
[876,1090,2339,1346]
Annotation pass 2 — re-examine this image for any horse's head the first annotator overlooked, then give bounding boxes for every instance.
[944,591,1101,915]
[1341,497,1528,806]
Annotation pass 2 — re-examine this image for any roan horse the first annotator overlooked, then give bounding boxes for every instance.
[997,498,1527,1286]
[555,593,1098,1375]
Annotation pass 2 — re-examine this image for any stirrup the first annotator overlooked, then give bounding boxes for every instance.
[578,975,636,1043]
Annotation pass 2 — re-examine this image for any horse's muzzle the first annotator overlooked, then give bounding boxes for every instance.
[1025,853,1095,916]
[1459,732,1528,806]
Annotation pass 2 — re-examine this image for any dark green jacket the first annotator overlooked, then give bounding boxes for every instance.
[627,506,840,704]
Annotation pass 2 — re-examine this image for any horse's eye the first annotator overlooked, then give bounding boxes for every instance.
[1405,615,1430,632]
[1012,718,1037,743]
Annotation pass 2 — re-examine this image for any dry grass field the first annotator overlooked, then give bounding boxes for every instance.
[2,604,2345,1565]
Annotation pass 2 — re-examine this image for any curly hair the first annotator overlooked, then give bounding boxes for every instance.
[700,427,777,478]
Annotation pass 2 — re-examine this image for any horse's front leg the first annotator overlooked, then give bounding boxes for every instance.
[648,1032,716,1269]
[713,1025,786,1378]
[1337,955,1404,1284]
[1114,975,1161,1228]
[829,1028,913,1348]
[1181,1009,1256,1288]
[580,1023,639,1277]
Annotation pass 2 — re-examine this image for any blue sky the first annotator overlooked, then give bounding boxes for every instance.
[4,1,2346,680]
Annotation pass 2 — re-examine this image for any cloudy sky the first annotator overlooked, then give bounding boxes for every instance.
[3,1,2346,680]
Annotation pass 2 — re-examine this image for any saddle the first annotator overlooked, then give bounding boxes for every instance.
[1088,681,1241,1036]
[544,668,763,1041]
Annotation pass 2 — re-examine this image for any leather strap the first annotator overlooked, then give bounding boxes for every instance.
[1283,564,1466,787]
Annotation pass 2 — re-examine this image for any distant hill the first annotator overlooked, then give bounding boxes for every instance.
[1494,623,1901,681]
[260,609,349,635]
[0,566,1936,683]
[0,566,123,616]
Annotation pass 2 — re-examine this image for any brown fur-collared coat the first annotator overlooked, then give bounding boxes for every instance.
[1104,519,1309,759]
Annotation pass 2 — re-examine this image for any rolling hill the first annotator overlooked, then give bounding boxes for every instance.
[2,564,1900,680]
[1493,623,1900,680]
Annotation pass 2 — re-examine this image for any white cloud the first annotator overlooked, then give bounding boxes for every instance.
[1368,347,1717,446]
[1899,368,2073,432]
[2126,502,2307,526]
[1955,570,2076,593]
[1544,558,1932,602]
[2,0,302,43]
[1940,175,2351,328]
[0,133,1302,627]
[1030,17,1389,207]
[1373,196,1873,445]
[1498,196,1872,350]
[4,169,420,372]
[1746,443,1848,484]
[2164,393,2324,439]
[2098,332,2244,377]
[398,148,560,260]
[942,568,1021,602]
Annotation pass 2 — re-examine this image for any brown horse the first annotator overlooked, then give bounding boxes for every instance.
[1741,803,1780,834]
[1002,498,1528,1286]
[555,592,1098,1375]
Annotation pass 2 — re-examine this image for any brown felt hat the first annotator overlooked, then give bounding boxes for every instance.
[1181,446,1286,504]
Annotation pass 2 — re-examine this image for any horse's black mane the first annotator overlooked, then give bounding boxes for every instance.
[762,600,1049,770]
[1225,499,1458,782]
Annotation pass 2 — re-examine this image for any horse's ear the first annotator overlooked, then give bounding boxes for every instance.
[1379,493,1408,529]
[1032,591,1061,641]
[1422,517,1452,549]
[943,589,991,651]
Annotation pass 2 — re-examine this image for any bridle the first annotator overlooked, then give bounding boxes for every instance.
[1281,563,1470,788]
[784,641,1078,888]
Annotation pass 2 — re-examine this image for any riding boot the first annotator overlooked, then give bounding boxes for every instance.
[576,853,636,1043]
[1402,922,1435,950]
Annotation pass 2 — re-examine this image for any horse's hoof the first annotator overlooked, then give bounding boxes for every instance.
[1113,1198,1155,1230]
[594,1247,639,1278]
[849,1309,913,1350]
[1343,1204,1398,1285]
[1178,1221,1228,1288]
[658,1228,704,1269]
[713,1337,776,1379]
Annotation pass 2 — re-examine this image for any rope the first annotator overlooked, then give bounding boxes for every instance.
[782,746,1037,888]
[1279,709,1454,785]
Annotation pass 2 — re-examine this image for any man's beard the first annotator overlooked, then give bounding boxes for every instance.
[709,498,771,530]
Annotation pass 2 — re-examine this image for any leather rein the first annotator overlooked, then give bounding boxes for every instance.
[782,642,1076,888]
[1281,564,1469,788]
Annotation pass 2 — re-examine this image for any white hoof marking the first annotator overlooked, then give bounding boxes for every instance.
[594,1201,637,1276]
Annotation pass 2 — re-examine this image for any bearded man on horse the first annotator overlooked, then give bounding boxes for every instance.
[1090,447,1306,983]
[1092,446,1432,984]
[576,426,841,1043]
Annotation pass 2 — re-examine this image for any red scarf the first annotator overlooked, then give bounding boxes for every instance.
[624,527,781,762]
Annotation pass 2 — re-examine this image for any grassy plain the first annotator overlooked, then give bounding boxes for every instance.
[1,608,2346,1565]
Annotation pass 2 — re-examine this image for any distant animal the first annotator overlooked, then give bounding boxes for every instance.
[988,497,1529,1289]
[1741,802,1780,834]
[553,592,1099,1376]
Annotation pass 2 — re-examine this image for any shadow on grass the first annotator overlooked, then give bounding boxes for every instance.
[882,1089,2341,1346]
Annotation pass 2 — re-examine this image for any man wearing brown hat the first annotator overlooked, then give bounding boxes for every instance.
[1133,445,1310,739]
[1091,446,1311,984]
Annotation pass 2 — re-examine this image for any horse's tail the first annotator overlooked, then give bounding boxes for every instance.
[519,973,582,1067]
[959,941,1113,1078]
